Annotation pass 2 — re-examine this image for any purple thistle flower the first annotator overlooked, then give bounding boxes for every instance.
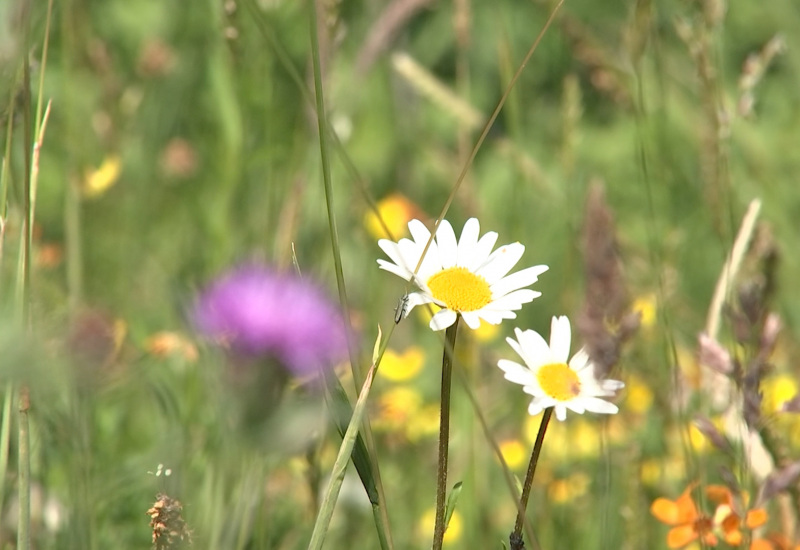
[192,264,348,378]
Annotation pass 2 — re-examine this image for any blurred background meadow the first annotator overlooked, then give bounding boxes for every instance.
[1,0,800,548]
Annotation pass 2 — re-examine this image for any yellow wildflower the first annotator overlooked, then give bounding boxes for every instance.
[83,155,122,198]
[379,347,425,382]
[624,374,654,415]
[631,293,657,329]
[472,320,500,343]
[418,508,463,546]
[498,439,527,470]
[548,472,591,504]
[374,387,422,432]
[364,193,420,240]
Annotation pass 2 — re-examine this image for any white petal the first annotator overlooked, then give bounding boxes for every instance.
[490,265,548,297]
[515,328,552,368]
[377,259,414,281]
[416,250,444,282]
[473,310,506,325]
[582,398,619,415]
[394,238,428,275]
[569,348,592,372]
[485,290,540,311]
[581,381,618,398]
[549,316,572,363]
[456,218,480,264]
[408,219,431,244]
[464,231,498,271]
[430,309,457,331]
[404,291,436,313]
[528,399,547,417]
[506,330,526,360]
[601,379,625,391]
[497,359,535,386]
[377,241,413,275]
[476,243,525,283]
[435,220,458,268]
[460,311,482,330]
[566,400,586,414]
[554,405,568,421]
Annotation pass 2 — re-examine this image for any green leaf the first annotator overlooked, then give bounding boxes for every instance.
[444,481,463,532]
[322,368,380,506]
[309,355,381,549]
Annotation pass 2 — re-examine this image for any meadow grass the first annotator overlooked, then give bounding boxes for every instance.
[1,0,800,548]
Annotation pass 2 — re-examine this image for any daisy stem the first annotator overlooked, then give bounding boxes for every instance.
[432,319,460,550]
[511,407,553,549]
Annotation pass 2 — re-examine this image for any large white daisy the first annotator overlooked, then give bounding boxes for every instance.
[497,316,624,421]
[377,218,548,331]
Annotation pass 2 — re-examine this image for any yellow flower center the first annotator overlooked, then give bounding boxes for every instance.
[426,267,492,312]
[536,363,581,401]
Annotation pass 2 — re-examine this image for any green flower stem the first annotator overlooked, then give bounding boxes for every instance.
[432,318,460,550]
[17,387,31,550]
[511,407,553,550]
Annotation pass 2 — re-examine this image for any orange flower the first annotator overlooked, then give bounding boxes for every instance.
[751,533,800,550]
[706,484,768,546]
[651,484,718,548]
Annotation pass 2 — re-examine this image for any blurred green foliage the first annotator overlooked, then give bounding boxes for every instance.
[1,0,799,548]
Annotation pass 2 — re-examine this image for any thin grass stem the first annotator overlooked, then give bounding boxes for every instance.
[432,319,460,550]
[0,88,16,267]
[412,0,565,277]
[0,385,12,520]
[453,366,539,549]
[308,352,381,550]
[17,387,31,550]
[307,1,393,547]
[510,407,552,550]
[34,0,55,134]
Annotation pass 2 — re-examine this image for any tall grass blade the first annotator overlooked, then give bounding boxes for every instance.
[308,329,383,550]
[308,0,393,546]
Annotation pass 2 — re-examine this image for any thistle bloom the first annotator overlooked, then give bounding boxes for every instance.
[497,316,624,421]
[377,218,548,331]
[192,264,348,377]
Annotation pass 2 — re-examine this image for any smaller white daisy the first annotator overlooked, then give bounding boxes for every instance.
[377,218,548,331]
[497,316,624,421]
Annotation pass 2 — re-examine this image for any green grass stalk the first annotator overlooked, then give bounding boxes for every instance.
[510,407,553,550]
[0,89,15,267]
[307,1,393,546]
[33,0,55,135]
[18,4,33,321]
[17,387,31,550]
[432,319,460,550]
[15,4,34,546]
[0,385,12,520]
[414,0,564,276]
[242,0,412,246]
[308,341,382,550]
[453,367,538,549]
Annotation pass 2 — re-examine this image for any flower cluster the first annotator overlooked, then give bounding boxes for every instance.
[377,217,624,421]
[650,483,783,549]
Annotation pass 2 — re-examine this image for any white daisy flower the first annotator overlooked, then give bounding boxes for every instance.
[497,316,624,421]
[377,218,548,331]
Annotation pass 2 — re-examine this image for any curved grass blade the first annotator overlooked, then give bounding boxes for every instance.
[308,328,384,550]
